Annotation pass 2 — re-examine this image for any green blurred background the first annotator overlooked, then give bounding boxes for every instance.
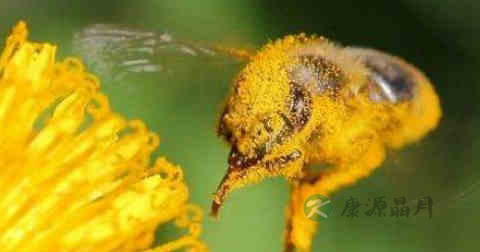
[0,0,478,251]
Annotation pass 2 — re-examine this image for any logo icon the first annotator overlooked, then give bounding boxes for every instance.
[304,194,332,221]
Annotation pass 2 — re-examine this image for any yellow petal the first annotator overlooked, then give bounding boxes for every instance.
[0,21,208,252]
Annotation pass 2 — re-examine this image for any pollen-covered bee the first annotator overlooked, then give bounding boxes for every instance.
[73,25,441,252]
[213,35,441,251]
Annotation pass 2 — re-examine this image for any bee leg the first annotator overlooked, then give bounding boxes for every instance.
[284,171,324,252]
[284,142,386,252]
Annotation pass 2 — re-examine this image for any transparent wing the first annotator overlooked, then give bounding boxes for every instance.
[72,24,250,81]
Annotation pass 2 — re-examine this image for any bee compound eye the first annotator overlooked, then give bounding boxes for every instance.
[289,83,311,131]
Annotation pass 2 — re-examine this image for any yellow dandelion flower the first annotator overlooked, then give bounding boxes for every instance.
[0,21,208,252]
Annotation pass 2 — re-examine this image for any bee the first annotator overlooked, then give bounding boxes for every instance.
[73,25,442,252]
[212,35,441,251]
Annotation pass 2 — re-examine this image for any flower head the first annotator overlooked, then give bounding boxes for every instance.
[0,21,207,252]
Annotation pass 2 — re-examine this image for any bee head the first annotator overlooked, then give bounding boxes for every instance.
[217,40,325,165]
[213,35,331,216]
